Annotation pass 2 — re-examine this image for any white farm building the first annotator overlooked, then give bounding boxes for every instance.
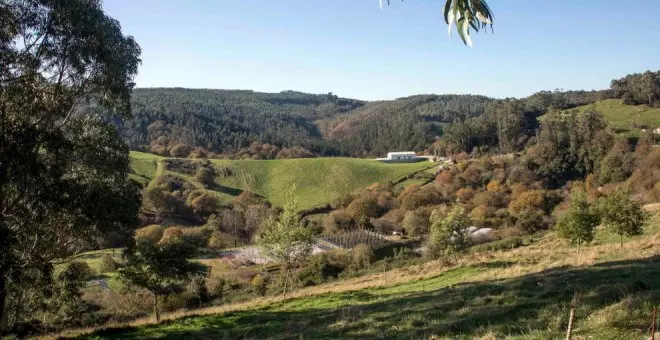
[377,151,419,162]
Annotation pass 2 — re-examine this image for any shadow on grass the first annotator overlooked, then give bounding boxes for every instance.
[86,256,660,339]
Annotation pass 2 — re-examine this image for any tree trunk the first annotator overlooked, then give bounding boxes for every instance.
[282,264,288,298]
[577,239,581,254]
[620,234,623,248]
[0,272,6,335]
[153,292,160,322]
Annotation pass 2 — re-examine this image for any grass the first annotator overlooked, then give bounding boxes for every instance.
[566,99,660,138]
[129,151,163,185]
[59,210,660,340]
[208,157,431,209]
[128,152,431,209]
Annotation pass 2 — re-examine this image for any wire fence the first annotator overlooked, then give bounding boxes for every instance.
[318,229,392,250]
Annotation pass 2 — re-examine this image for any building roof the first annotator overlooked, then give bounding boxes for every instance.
[387,151,416,156]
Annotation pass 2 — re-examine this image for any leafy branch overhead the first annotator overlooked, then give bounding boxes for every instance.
[380,0,494,47]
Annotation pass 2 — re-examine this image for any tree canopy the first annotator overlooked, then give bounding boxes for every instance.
[1,0,141,332]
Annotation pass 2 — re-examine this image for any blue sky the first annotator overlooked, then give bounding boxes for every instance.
[103,0,660,100]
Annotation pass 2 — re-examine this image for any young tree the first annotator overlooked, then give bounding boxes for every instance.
[428,204,470,262]
[119,236,206,322]
[0,0,141,331]
[257,189,314,297]
[600,190,649,247]
[556,190,600,252]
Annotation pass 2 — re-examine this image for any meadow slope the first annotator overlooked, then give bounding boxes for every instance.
[564,99,660,138]
[130,152,433,209]
[67,212,660,340]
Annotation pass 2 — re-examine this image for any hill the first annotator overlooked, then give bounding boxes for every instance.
[130,151,433,210]
[116,89,491,158]
[568,99,660,137]
[70,211,660,339]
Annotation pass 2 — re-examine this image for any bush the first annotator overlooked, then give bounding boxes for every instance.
[515,208,546,234]
[352,244,375,269]
[402,209,431,236]
[469,237,526,253]
[251,274,268,296]
[190,193,218,214]
[63,261,94,281]
[134,224,165,244]
[298,253,349,287]
[98,254,118,274]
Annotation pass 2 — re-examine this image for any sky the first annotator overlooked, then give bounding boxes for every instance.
[103,0,660,101]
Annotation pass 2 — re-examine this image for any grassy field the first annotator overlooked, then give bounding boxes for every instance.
[566,99,660,138]
[210,158,432,209]
[66,212,660,340]
[129,151,163,185]
[128,152,432,209]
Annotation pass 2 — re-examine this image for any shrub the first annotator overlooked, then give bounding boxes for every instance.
[515,208,546,234]
[352,244,375,269]
[99,254,118,274]
[298,253,349,286]
[251,274,268,296]
[194,165,216,187]
[508,190,546,216]
[190,193,218,214]
[456,187,475,204]
[63,261,94,281]
[346,194,382,219]
[169,143,192,158]
[208,231,237,249]
[134,224,165,244]
[469,237,525,253]
[402,209,431,236]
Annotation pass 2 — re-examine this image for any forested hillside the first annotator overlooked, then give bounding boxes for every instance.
[115,87,617,159]
[117,89,495,158]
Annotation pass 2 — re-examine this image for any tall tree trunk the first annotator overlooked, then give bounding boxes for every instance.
[153,292,160,322]
[620,234,623,248]
[577,239,581,254]
[0,272,6,335]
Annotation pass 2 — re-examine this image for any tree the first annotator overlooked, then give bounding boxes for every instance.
[556,190,599,252]
[597,138,633,184]
[428,204,470,262]
[599,190,649,247]
[119,236,206,322]
[380,0,493,47]
[194,164,216,188]
[257,188,315,297]
[0,0,141,332]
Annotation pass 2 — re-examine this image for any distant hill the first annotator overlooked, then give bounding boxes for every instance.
[116,89,492,158]
[130,151,433,210]
[567,99,660,137]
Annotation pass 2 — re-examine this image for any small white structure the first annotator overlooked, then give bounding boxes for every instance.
[654,127,660,134]
[377,151,418,162]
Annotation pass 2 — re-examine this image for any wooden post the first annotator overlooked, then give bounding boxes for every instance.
[565,303,575,340]
[651,307,657,340]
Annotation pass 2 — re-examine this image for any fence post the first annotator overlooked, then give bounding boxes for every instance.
[565,302,575,340]
[651,306,657,340]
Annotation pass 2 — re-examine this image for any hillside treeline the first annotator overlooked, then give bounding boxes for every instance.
[115,88,615,159]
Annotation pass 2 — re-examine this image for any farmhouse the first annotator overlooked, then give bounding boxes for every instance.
[377,151,418,162]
